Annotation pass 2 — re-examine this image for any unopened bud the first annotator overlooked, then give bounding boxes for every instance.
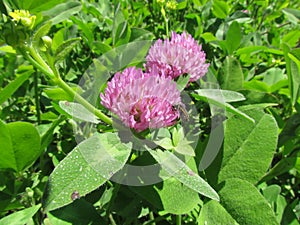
[9,10,36,30]
[42,36,52,49]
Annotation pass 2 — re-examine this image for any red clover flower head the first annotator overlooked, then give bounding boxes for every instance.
[145,31,209,82]
[100,67,181,132]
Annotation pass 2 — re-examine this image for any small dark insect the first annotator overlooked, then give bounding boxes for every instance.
[71,191,80,201]
[65,101,70,106]
[174,103,190,122]
[187,170,195,176]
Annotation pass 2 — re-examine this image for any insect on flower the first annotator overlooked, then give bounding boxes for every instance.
[174,103,189,122]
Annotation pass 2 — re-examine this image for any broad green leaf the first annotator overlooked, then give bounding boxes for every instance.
[0,69,33,105]
[211,0,230,19]
[59,101,99,123]
[19,0,66,13]
[43,132,132,211]
[198,200,239,225]
[282,8,300,24]
[129,28,155,42]
[218,109,278,184]
[54,38,81,64]
[262,68,285,86]
[47,199,104,225]
[1,122,41,172]
[282,30,300,47]
[0,204,41,225]
[236,45,267,56]
[131,177,201,215]
[243,80,270,92]
[282,8,300,20]
[42,2,82,25]
[201,32,217,42]
[195,89,246,103]
[0,121,14,170]
[262,185,281,208]
[220,56,244,91]
[148,149,219,201]
[225,21,241,54]
[219,178,279,225]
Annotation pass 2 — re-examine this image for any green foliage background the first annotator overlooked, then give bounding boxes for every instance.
[0,0,299,224]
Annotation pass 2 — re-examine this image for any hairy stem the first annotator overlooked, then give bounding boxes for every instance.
[19,46,112,125]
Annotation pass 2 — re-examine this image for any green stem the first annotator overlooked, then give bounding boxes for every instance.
[108,214,117,225]
[18,47,54,79]
[19,46,112,125]
[149,211,156,225]
[176,215,181,225]
[55,77,112,125]
[33,70,41,124]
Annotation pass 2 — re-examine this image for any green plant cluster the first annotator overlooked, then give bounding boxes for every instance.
[0,0,299,224]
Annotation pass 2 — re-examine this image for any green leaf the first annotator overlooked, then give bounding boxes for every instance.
[282,30,300,47]
[0,120,14,170]
[198,200,239,225]
[0,69,33,105]
[43,132,132,211]
[219,56,244,91]
[70,16,94,47]
[243,80,270,92]
[131,177,201,215]
[282,8,300,24]
[176,74,190,91]
[42,2,82,25]
[47,199,104,225]
[148,149,219,201]
[193,91,254,123]
[212,0,230,19]
[225,21,241,54]
[219,178,279,225]
[54,38,81,64]
[92,41,113,55]
[112,4,131,46]
[129,28,155,42]
[259,156,299,184]
[39,115,66,151]
[195,89,246,103]
[20,0,66,13]
[262,185,281,207]
[283,43,300,105]
[59,101,99,123]
[44,85,83,102]
[0,204,41,225]
[0,122,41,172]
[218,109,278,184]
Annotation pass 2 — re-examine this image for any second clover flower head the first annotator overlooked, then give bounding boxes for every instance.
[100,67,181,132]
[145,31,209,83]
